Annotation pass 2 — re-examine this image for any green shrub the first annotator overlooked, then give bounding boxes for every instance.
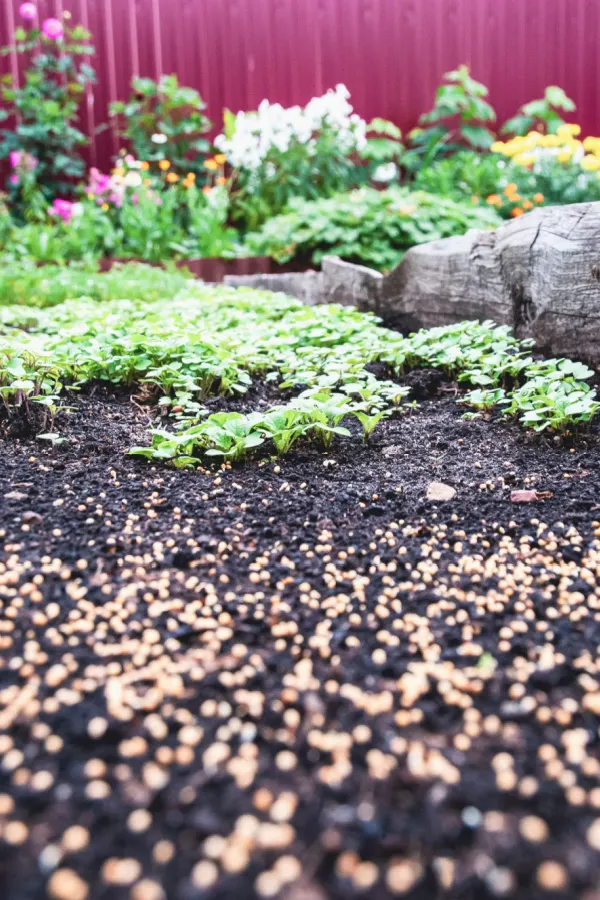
[109,75,212,178]
[245,188,502,271]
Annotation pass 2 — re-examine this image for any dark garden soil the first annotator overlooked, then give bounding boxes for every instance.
[1,375,600,900]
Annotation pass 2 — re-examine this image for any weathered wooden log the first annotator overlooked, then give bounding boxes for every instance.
[381,201,600,361]
[224,202,600,362]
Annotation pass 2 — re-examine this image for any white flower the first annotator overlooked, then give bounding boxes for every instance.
[71,202,84,217]
[215,84,366,174]
[151,133,168,145]
[372,162,398,183]
[124,171,143,187]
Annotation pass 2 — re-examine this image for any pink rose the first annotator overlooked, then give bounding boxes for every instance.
[41,17,64,40]
[9,151,38,171]
[19,3,37,21]
[51,198,75,222]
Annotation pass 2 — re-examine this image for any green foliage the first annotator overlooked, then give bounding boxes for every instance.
[109,75,212,177]
[359,119,404,181]
[0,17,95,207]
[0,261,193,307]
[506,156,600,207]
[404,66,496,171]
[217,87,370,230]
[2,277,595,461]
[245,188,502,271]
[502,86,576,137]
[0,183,240,263]
[413,151,520,202]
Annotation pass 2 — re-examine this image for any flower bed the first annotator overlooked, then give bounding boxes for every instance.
[1,267,600,900]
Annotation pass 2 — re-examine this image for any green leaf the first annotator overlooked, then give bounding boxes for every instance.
[460,124,495,149]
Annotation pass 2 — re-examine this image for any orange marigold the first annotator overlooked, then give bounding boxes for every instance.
[511,207,525,217]
[533,193,544,203]
[204,159,218,171]
[214,154,227,165]
[140,161,150,171]
[486,194,501,206]
[522,199,534,210]
[216,176,227,186]
[158,160,171,171]
[166,172,179,183]
[504,183,518,197]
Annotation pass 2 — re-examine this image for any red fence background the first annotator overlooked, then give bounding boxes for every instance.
[2,0,600,170]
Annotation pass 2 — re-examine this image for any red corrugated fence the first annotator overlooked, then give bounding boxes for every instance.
[2,0,600,170]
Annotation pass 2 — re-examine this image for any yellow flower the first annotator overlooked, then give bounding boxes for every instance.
[556,149,572,164]
[557,123,581,138]
[112,166,125,177]
[101,203,109,211]
[513,152,535,167]
[144,178,151,186]
[583,136,600,152]
[491,141,506,154]
[186,172,196,182]
[158,160,171,171]
[204,159,218,171]
[140,161,150,171]
[581,154,600,172]
[541,134,562,148]
[214,154,227,165]
[166,172,179,183]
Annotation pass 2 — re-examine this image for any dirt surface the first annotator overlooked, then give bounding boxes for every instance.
[1,377,600,900]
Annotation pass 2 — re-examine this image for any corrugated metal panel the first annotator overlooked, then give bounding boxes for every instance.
[1,0,600,170]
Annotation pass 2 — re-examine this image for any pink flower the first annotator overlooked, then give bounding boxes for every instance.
[9,150,38,171]
[51,198,75,222]
[19,2,37,22]
[9,174,19,185]
[41,17,64,40]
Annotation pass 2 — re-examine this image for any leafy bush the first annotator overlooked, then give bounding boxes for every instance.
[0,11,95,209]
[215,85,370,229]
[0,153,240,263]
[502,86,576,137]
[109,75,212,178]
[404,66,496,171]
[245,188,502,270]
[489,125,600,208]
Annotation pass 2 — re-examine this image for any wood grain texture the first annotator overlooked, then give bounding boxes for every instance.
[381,202,600,361]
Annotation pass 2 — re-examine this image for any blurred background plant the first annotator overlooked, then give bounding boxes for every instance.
[215,85,370,229]
[245,187,502,270]
[403,66,497,172]
[501,86,576,137]
[108,75,212,179]
[0,8,95,215]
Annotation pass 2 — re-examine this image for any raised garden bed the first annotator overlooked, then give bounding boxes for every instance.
[96,256,313,282]
[1,279,600,900]
[2,377,600,899]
